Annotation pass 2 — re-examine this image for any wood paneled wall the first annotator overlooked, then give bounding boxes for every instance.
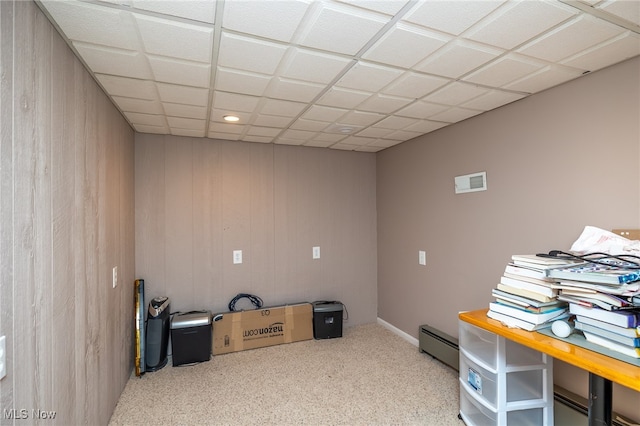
[0,2,135,424]
[135,134,377,325]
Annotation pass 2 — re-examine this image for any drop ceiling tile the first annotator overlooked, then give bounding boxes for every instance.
[561,32,640,72]
[331,142,364,150]
[355,126,395,138]
[243,135,274,143]
[414,39,504,79]
[209,108,252,124]
[253,114,295,128]
[215,67,272,96]
[74,43,153,80]
[167,117,206,130]
[403,0,505,35]
[304,139,338,148]
[208,132,242,141]
[316,87,372,109]
[281,129,317,141]
[463,53,547,89]
[209,122,246,135]
[157,83,209,106]
[395,101,449,119]
[517,15,625,63]
[125,112,166,127]
[280,48,353,84]
[274,137,306,146]
[213,92,261,112]
[218,33,288,74]
[171,128,206,138]
[504,64,584,93]
[147,56,211,87]
[96,74,158,100]
[461,89,526,111]
[112,96,164,114]
[382,71,450,98]
[340,135,376,146]
[40,1,139,50]
[361,22,450,69]
[266,78,325,103]
[260,99,307,117]
[403,120,449,133]
[374,115,419,130]
[336,62,403,92]
[366,138,404,149]
[247,127,282,137]
[301,105,348,122]
[163,103,207,120]
[289,119,331,132]
[336,0,410,16]
[312,133,348,142]
[130,0,217,24]
[357,93,413,114]
[384,129,422,141]
[298,2,389,55]
[223,0,311,42]
[464,1,577,50]
[338,110,385,127]
[134,14,214,63]
[598,0,640,26]
[429,107,483,123]
[355,145,385,152]
[133,124,169,134]
[425,82,489,106]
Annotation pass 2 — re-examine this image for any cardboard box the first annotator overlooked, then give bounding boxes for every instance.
[212,302,313,355]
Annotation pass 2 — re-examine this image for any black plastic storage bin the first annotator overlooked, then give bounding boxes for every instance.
[170,311,212,366]
[312,301,343,339]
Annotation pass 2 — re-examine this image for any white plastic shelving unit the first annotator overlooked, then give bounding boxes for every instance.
[458,320,554,426]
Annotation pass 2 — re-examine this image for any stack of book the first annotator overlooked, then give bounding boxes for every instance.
[547,262,640,358]
[487,254,582,331]
[570,304,640,358]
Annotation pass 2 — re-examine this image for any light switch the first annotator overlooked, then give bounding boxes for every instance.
[313,246,320,259]
[419,250,426,266]
[233,250,242,264]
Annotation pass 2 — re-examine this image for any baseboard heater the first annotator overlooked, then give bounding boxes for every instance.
[419,324,637,426]
[419,324,459,371]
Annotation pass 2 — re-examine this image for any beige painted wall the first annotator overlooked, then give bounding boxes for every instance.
[0,1,135,424]
[135,135,377,325]
[377,56,640,418]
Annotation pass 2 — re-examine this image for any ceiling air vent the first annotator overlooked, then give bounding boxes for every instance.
[454,171,487,194]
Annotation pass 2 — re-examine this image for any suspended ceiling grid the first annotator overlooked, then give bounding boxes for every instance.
[37,0,640,152]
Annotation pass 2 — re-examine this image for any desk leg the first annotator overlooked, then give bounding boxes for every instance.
[588,373,612,426]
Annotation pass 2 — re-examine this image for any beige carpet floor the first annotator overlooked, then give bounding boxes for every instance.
[109,323,463,425]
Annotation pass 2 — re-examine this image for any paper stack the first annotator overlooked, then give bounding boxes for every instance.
[487,255,580,331]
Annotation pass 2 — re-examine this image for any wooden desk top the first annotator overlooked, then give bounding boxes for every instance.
[459,309,640,393]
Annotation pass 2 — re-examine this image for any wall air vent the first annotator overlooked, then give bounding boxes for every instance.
[454,171,487,194]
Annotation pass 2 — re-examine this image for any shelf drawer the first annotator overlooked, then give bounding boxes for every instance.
[459,320,498,369]
[460,353,498,406]
[460,382,548,426]
[460,381,498,426]
[461,351,548,407]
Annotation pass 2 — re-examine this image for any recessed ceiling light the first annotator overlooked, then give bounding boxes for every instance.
[223,115,240,122]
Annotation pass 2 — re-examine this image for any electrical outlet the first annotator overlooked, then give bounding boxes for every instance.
[312,246,320,259]
[419,251,426,266]
[233,250,242,264]
[112,266,118,288]
[0,335,6,380]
